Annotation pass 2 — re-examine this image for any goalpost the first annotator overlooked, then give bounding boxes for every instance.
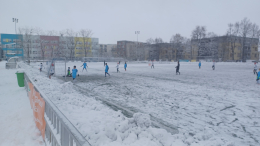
[45,58,67,80]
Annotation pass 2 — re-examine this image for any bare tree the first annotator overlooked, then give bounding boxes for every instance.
[34,28,47,60]
[18,27,34,59]
[46,30,57,36]
[239,18,253,61]
[191,26,207,59]
[228,18,260,61]
[170,34,184,44]
[170,34,186,60]
[154,37,164,44]
[207,32,218,38]
[146,38,155,44]
[79,29,93,57]
[65,29,79,60]
[226,23,240,60]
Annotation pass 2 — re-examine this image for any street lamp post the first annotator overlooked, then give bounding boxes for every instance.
[135,31,140,60]
[12,18,18,34]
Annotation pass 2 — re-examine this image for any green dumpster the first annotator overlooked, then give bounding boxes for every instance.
[16,72,24,87]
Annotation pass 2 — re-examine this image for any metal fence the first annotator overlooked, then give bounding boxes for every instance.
[24,73,91,146]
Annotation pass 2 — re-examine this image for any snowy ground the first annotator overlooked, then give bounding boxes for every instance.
[0,61,44,146]
[26,61,260,146]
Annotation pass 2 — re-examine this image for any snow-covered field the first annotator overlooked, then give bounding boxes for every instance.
[0,61,44,146]
[25,61,260,146]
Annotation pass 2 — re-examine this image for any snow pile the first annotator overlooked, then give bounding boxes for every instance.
[19,62,186,146]
[0,61,44,146]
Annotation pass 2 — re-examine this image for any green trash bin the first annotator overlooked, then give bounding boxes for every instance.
[16,72,25,87]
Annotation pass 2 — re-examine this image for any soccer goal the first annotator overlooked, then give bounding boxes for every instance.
[45,58,67,79]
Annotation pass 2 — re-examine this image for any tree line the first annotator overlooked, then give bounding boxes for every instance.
[145,18,260,61]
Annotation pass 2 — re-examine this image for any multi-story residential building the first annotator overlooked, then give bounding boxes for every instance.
[59,36,74,59]
[74,37,99,58]
[0,33,99,60]
[117,41,148,60]
[0,34,23,60]
[23,35,41,59]
[99,44,117,57]
[91,38,99,57]
[39,36,60,59]
[191,36,259,61]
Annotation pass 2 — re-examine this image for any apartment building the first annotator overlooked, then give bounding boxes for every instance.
[117,41,148,60]
[191,36,259,61]
[99,44,117,57]
[0,33,99,60]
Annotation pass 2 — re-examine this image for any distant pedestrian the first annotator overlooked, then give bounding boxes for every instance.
[116,63,120,73]
[105,63,110,77]
[151,61,154,69]
[198,61,201,69]
[212,61,215,70]
[175,61,180,75]
[72,66,78,81]
[124,62,127,71]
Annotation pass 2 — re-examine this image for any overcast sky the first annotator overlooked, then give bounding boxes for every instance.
[0,0,259,44]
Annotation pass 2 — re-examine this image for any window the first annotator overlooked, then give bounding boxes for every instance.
[3,39,12,42]
[33,51,37,54]
[255,54,257,57]
[13,39,21,43]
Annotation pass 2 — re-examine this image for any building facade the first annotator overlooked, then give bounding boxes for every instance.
[99,44,117,57]
[116,41,148,60]
[192,36,259,61]
[0,33,99,60]
[0,34,24,59]
[74,37,99,58]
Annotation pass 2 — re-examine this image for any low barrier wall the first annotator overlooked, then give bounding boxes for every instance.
[24,73,91,146]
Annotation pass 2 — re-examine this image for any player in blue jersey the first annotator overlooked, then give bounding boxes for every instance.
[72,66,78,80]
[81,61,88,72]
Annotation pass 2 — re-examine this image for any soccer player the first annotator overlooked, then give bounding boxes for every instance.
[116,63,120,73]
[49,63,55,79]
[151,61,154,69]
[198,61,201,69]
[175,61,180,75]
[212,61,215,70]
[105,63,110,77]
[124,62,127,71]
[256,68,260,84]
[72,66,78,81]
[81,61,88,72]
[254,63,257,74]
[40,63,43,72]
[67,67,72,77]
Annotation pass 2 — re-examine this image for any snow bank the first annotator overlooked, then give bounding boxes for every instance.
[19,62,186,146]
[0,62,44,146]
